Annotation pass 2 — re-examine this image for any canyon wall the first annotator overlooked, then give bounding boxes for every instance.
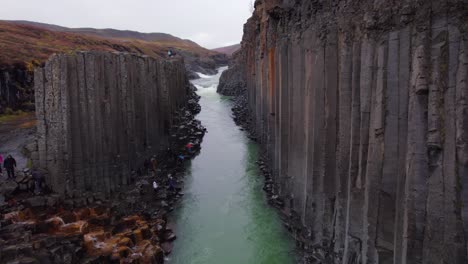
[0,66,35,112]
[34,52,188,195]
[222,0,468,263]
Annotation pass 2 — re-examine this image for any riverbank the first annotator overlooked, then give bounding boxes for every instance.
[0,84,206,263]
[225,76,314,263]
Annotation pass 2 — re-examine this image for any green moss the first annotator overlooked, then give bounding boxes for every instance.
[0,110,28,123]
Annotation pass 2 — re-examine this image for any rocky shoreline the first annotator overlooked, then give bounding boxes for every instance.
[222,1,468,263]
[0,84,205,264]
[224,76,324,263]
[223,86,308,262]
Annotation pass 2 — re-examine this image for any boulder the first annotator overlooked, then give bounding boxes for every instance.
[24,196,46,208]
[0,181,18,196]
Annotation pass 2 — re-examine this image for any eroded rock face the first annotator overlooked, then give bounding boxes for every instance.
[34,52,189,195]
[0,66,35,113]
[224,0,468,263]
[217,63,246,96]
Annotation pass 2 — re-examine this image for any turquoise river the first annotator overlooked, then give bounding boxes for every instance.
[169,67,296,264]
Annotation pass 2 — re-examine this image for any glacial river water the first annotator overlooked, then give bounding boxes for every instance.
[169,67,296,264]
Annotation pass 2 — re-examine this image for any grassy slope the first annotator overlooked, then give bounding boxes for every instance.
[0,21,217,68]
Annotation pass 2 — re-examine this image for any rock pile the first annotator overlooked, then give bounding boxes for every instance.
[231,93,256,141]
[0,204,176,263]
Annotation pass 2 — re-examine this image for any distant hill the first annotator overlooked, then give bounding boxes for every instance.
[212,44,241,56]
[8,20,201,49]
[0,20,224,68]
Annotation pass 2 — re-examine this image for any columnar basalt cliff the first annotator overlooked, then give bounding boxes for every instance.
[221,0,468,263]
[34,52,188,195]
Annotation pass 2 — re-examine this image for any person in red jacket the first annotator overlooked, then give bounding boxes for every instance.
[186,143,193,154]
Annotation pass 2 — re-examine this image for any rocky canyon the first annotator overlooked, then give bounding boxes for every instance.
[1,0,468,263]
[220,0,468,263]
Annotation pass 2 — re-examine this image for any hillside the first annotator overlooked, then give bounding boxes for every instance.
[0,20,227,112]
[0,20,222,67]
[7,20,205,53]
[212,44,240,56]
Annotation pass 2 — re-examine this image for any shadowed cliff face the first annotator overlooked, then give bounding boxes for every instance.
[34,52,188,195]
[221,0,468,263]
[0,66,35,112]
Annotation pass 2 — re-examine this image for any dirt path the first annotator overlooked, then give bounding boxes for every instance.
[0,113,36,175]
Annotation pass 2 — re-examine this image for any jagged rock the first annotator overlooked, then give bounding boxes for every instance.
[160,242,173,255]
[186,70,199,80]
[24,196,46,208]
[217,64,246,96]
[163,230,176,242]
[46,195,60,207]
[0,181,18,197]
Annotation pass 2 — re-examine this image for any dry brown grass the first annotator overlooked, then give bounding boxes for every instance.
[0,21,217,68]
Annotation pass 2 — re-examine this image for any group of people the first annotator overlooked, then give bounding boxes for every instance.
[1,154,44,194]
[0,154,17,179]
[151,176,177,194]
[149,142,195,195]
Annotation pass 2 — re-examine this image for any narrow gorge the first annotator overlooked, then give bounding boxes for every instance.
[1,0,467,263]
[220,0,468,263]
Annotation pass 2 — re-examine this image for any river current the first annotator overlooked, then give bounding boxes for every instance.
[169,67,295,264]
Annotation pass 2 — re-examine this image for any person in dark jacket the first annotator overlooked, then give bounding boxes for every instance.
[168,176,178,194]
[32,170,43,194]
[151,156,157,177]
[4,155,16,179]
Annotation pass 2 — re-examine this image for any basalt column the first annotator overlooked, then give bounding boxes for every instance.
[222,0,468,263]
[34,52,188,195]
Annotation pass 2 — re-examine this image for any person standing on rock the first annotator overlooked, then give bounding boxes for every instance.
[152,180,159,194]
[32,169,43,194]
[4,155,16,180]
[185,143,194,154]
[151,156,157,177]
[168,176,177,194]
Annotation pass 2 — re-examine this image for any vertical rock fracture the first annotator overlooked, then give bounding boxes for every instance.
[221,0,468,263]
[34,52,188,195]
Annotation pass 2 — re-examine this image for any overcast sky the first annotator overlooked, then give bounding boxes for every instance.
[0,0,254,49]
